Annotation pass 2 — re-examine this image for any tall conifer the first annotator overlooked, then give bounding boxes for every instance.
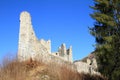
[90,0,120,79]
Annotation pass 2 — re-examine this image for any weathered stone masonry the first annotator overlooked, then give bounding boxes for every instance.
[18,11,99,74]
[18,11,73,62]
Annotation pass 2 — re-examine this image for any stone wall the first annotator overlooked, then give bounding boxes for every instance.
[18,11,50,61]
[74,61,99,74]
[52,44,73,62]
[18,11,73,62]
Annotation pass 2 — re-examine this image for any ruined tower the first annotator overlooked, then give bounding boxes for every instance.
[18,11,36,61]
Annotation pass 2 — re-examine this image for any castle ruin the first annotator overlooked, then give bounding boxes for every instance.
[18,11,99,75]
[18,11,73,62]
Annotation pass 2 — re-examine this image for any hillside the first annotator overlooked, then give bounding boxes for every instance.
[0,58,107,80]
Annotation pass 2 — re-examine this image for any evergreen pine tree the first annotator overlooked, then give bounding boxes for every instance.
[90,0,120,79]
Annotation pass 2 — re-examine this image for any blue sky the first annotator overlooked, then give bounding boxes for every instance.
[0,0,95,61]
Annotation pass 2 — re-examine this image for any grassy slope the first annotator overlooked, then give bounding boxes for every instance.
[0,58,107,80]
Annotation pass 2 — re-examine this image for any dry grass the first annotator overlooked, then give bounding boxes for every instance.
[0,58,45,80]
[0,59,27,80]
[0,57,107,80]
[47,62,107,80]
